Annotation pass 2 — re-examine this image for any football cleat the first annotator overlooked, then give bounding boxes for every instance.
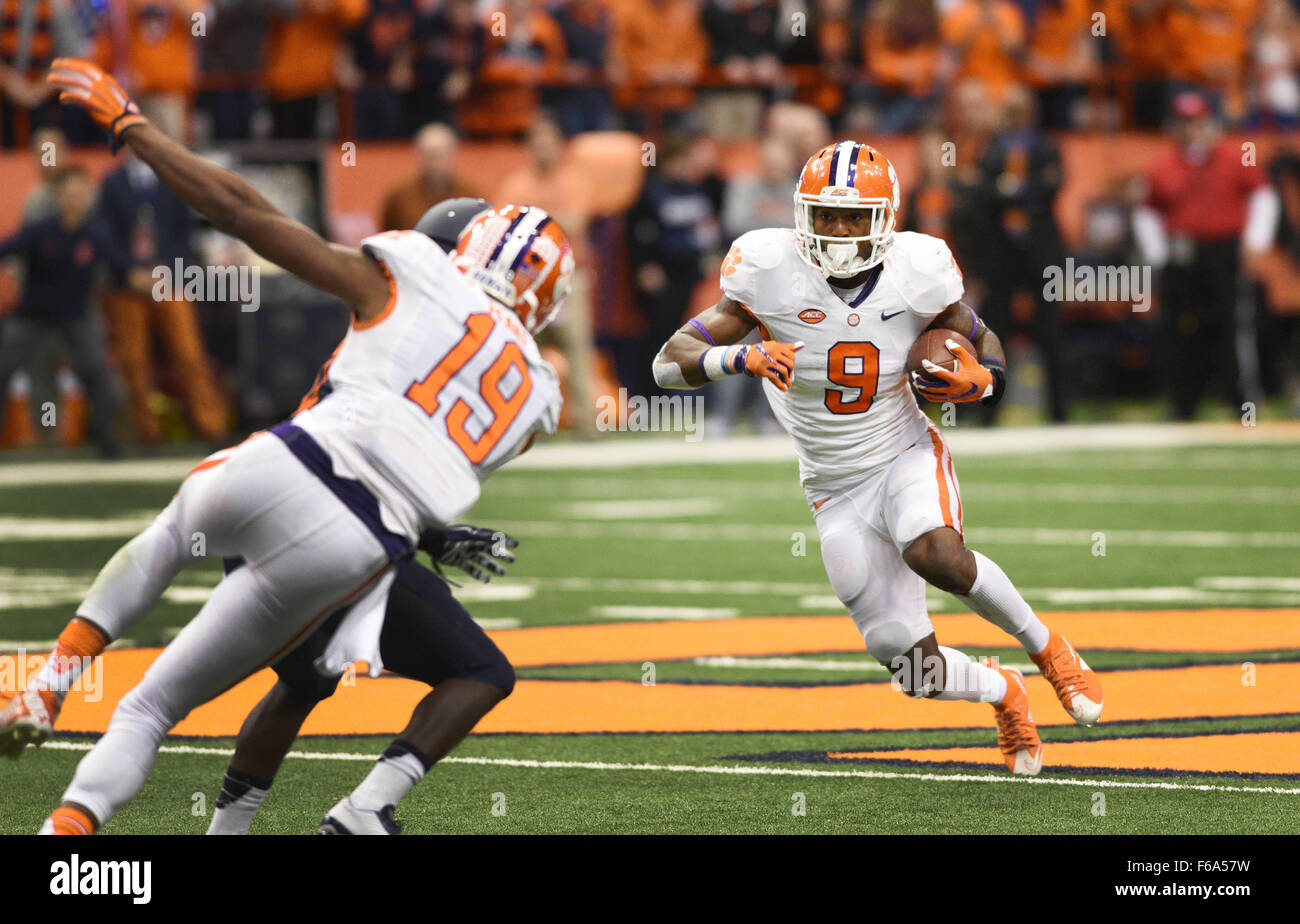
[1030,631,1104,726]
[317,797,402,835]
[983,660,1043,776]
[0,690,60,759]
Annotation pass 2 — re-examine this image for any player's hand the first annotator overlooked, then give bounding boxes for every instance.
[911,339,995,403]
[46,58,146,152]
[420,525,518,583]
[738,340,803,391]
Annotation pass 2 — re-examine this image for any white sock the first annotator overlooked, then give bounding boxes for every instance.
[351,741,429,812]
[931,647,1007,703]
[206,767,272,835]
[957,550,1051,654]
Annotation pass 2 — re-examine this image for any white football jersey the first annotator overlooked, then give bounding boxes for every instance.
[720,228,964,489]
[293,230,562,538]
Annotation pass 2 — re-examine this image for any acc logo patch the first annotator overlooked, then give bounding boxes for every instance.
[798,308,826,324]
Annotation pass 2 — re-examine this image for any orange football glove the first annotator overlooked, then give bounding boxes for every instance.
[911,339,996,403]
[47,58,146,153]
[738,340,802,391]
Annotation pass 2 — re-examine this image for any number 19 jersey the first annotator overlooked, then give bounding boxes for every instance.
[293,230,562,539]
[720,228,964,490]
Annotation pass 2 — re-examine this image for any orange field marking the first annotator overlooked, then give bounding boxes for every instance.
[492,608,1300,667]
[32,652,1300,737]
[828,731,1300,777]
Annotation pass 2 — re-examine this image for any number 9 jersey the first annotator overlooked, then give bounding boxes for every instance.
[720,227,964,490]
[293,229,562,539]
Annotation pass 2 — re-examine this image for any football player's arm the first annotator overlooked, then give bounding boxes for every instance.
[652,296,803,392]
[47,59,391,323]
[915,301,1006,406]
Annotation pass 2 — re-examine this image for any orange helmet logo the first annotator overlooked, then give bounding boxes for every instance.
[794,141,900,278]
[455,205,574,335]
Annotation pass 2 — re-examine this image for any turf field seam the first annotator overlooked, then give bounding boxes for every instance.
[38,741,1300,795]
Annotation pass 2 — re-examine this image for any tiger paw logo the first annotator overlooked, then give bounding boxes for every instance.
[721,246,743,277]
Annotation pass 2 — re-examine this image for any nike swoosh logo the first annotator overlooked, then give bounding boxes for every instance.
[880,310,905,321]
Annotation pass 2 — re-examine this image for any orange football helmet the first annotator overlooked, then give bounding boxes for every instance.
[454,204,574,335]
[794,140,900,278]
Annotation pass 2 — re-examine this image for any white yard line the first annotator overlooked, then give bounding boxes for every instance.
[591,605,740,620]
[38,740,1300,796]
[1,422,1296,486]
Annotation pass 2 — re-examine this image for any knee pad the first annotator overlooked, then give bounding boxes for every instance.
[863,619,919,664]
[864,621,939,697]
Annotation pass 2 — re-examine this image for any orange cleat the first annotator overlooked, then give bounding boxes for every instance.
[982,660,1043,776]
[0,689,60,759]
[1030,631,1104,726]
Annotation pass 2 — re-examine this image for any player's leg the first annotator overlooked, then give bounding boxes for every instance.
[41,436,393,832]
[320,559,514,834]
[817,495,1042,773]
[815,491,1009,706]
[208,603,349,834]
[890,428,1103,726]
[205,682,319,834]
[46,547,384,834]
[0,443,259,757]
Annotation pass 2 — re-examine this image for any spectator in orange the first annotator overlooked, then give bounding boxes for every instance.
[378,122,482,232]
[96,129,230,445]
[118,0,203,140]
[609,0,709,132]
[1166,0,1260,122]
[264,0,368,140]
[1102,0,1175,127]
[1026,0,1100,129]
[863,0,942,133]
[457,0,565,137]
[939,0,1026,104]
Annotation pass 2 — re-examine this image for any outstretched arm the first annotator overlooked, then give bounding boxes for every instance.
[653,295,803,391]
[47,58,390,322]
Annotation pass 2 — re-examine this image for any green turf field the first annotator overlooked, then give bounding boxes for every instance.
[2,431,1299,834]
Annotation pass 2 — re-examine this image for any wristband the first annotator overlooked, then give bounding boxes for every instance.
[700,345,743,381]
[980,361,1006,407]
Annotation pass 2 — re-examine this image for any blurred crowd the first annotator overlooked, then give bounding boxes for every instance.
[2,0,1300,452]
[2,1,1300,146]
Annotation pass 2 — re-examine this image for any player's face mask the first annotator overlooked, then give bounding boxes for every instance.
[794,141,900,279]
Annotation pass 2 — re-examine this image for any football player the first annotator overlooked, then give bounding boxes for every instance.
[3,59,571,836]
[212,198,520,836]
[653,141,1103,775]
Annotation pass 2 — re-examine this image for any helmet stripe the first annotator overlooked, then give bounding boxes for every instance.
[510,216,553,272]
[828,144,842,188]
[496,208,550,272]
[487,209,529,267]
[846,142,862,189]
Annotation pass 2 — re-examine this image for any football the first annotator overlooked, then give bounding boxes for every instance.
[906,327,974,376]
